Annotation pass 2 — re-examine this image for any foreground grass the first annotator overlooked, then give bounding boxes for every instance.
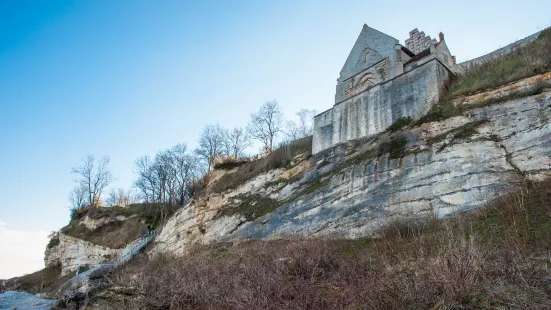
[99,179,551,309]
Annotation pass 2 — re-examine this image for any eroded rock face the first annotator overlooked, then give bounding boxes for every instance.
[153,87,551,257]
[80,214,131,230]
[45,234,122,276]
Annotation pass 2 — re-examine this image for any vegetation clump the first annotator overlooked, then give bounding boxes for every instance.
[377,136,408,159]
[211,136,312,193]
[60,203,178,248]
[212,157,249,170]
[386,117,413,132]
[447,27,551,99]
[217,194,279,221]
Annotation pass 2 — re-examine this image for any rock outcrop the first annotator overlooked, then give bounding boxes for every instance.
[0,291,58,310]
[152,76,551,257]
[45,233,122,276]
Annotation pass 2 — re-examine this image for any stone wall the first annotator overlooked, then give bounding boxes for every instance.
[44,233,122,276]
[313,58,453,154]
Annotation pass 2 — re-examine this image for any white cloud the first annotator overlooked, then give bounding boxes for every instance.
[0,221,50,279]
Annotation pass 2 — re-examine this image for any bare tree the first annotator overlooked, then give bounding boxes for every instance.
[296,109,317,137]
[71,155,115,207]
[168,143,202,205]
[196,124,225,171]
[134,145,203,205]
[283,120,301,144]
[68,184,87,212]
[247,100,284,152]
[222,127,251,158]
[106,188,134,207]
[283,109,317,144]
[134,156,157,203]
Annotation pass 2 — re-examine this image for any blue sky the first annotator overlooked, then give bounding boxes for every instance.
[0,0,550,278]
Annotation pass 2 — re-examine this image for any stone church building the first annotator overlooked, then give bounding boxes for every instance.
[313,25,455,153]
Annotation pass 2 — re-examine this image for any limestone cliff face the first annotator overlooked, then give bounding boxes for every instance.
[153,78,551,256]
[45,233,122,276]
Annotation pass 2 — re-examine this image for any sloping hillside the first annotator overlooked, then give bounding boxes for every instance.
[94,179,551,309]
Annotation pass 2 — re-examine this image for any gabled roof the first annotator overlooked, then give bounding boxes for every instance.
[338,24,399,81]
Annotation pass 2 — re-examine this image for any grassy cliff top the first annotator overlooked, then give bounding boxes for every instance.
[59,203,178,248]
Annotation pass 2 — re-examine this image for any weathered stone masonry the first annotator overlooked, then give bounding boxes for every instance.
[313,24,455,154]
[313,59,453,153]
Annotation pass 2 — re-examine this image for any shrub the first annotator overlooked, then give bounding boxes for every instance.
[386,117,413,132]
[3,263,71,297]
[377,136,408,159]
[216,194,279,221]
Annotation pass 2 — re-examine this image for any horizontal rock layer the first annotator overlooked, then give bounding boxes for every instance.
[153,86,551,257]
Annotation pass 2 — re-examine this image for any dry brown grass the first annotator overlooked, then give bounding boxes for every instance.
[448,27,551,99]
[2,263,71,298]
[211,136,312,193]
[99,179,551,309]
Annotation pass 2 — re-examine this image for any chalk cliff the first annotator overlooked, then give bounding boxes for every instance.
[44,233,122,276]
[152,74,551,256]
